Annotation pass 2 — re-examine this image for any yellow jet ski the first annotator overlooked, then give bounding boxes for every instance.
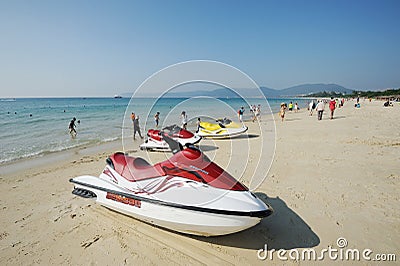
[197,118,248,138]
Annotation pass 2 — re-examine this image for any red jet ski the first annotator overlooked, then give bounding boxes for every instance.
[70,135,273,236]
[140,124,201,151]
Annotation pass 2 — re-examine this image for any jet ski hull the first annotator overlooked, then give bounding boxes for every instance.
[70,170,272,236]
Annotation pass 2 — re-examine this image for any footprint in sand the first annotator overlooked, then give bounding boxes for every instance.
[0,231,9,240]
[15,213,33,224]
[80,235,101,249]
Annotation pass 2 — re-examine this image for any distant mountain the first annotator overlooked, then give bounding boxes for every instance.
[152,87,266,98]
[279,83,353,96]
[122,83,352,98]
[162,88,238,98]
[260,87,280,97]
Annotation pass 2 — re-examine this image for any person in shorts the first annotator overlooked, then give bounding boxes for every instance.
[69,117,77,136]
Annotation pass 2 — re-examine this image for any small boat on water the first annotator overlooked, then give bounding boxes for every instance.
[114,94,123,98]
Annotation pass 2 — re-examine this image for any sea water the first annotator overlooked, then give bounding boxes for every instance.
[0,97,311,164]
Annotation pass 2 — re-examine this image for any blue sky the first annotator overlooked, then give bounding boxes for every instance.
[0,0,399,97]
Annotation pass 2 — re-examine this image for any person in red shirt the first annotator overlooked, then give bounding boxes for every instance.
[329,97,336,120]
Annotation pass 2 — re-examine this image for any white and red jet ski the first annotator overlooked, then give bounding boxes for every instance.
[140,124,201,151]
[70,135,273,236]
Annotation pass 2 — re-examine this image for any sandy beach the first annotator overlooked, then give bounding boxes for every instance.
[1,99,399,265]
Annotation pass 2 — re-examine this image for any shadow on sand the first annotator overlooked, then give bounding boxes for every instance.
[214,134,259,140]
[198,144,219,152]
[192,193,320,250]
[284,118,302,122]
[332,116,346,120]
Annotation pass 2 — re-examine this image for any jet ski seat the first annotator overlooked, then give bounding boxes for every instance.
[110,153,165,182]
[147,129,162,141]
[199,122,222,131]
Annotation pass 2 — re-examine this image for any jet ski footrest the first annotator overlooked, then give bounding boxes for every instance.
[72,187,97,198]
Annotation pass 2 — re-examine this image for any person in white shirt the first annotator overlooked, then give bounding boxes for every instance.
[181,111,188,129]
[315,100,325,120]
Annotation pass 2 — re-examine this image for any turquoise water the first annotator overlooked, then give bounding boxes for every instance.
[0,97,311,163]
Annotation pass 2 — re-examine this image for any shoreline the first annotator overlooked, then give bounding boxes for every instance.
[0,139,123,177]
[1,97,393,177]
[1,97,315,168]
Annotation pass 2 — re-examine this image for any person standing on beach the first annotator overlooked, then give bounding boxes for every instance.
[154,112,160,128]
[181,111,188,129]
[288,102,293,111]
[253,105,258,121]
[309,100,315,116]
[69,117,77,136]
[256,104,261,121]
[252,105,258,122]
[315,100,325,120]
[294,102,299,113]
[196,117,203,133]
[130,112,136,125]
[238,106,244,122]
[329,97,336,120]
[133,116,143,140]
[279,103,286,122]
